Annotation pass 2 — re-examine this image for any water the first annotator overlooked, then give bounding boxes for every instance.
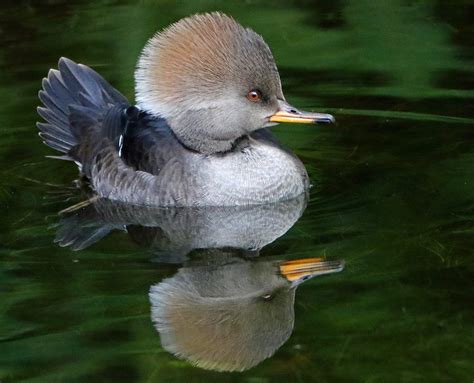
[0,1,473,382]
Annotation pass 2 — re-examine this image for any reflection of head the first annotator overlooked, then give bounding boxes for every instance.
[150,256,344,372]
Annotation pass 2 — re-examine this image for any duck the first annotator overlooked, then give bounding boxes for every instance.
[37,12,334,207]
[150,251,344,372]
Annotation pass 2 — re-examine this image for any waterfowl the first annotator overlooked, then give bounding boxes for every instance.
[38,12,334,207]
[150,252,344,372]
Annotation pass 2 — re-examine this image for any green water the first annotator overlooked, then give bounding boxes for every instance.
[1,0,473,382]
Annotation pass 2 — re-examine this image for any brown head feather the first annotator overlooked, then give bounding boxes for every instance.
[135,12,282,118]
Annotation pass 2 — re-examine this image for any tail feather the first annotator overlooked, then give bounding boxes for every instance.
[37,57,130,157]
[37,105,69,131]
[39,86,70,125]
[42,71,77,106]
[58,59,104,104]
[81,64,129,105]
[39,133,72,153]
[38,124,76,152]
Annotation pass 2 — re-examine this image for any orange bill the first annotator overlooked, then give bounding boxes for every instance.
[279,257,344,284]
[269,99,335,125]
[269,110,335,124]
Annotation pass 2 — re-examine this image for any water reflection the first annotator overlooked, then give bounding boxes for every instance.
[151,251,343,372]
[56,193,308,258]
[56,193,343,372]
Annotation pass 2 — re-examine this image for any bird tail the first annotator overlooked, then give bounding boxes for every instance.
[37,57,130,164]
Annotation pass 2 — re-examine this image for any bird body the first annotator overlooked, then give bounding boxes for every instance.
[37,12,333,207]
[100,110,309,206]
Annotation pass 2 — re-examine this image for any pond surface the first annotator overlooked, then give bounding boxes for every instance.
[0,1,473,382]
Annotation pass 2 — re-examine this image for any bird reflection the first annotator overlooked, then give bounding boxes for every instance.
[55,193,344,372]
[55,193,308,261]
[150,251,343,372]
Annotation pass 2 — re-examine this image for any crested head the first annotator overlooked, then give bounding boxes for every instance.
[135,12,283,117]
[135,12,285,153]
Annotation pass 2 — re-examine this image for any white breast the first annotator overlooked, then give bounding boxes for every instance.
[193,140,308,206]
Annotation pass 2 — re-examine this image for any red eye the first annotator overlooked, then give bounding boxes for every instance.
[247,89,262,102]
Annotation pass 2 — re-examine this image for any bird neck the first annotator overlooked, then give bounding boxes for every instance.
[173,128,237,154]
[170,124,249,155]
[167,109,248,154]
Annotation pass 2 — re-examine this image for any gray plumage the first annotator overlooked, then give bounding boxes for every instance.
[55,193,307,257]
[37,13,333,207]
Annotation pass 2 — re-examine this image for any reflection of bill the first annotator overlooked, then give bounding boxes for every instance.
[150,254,344,372]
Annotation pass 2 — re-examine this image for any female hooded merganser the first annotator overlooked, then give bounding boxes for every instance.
[38,12,334,207]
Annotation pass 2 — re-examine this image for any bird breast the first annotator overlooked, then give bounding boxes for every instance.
[192,140,309,206]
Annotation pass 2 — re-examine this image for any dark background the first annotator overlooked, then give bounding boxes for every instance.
[0,1,473,382]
